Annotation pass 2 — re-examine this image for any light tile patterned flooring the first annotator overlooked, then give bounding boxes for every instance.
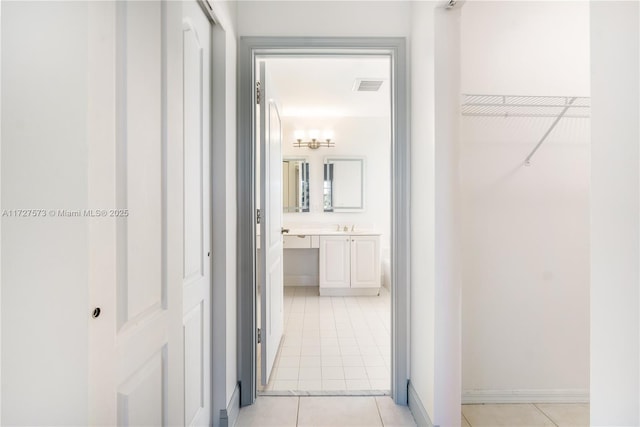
[462,403,590,426]
[260,286,391,392]
[236,396,416,427]
[237,399,589,427]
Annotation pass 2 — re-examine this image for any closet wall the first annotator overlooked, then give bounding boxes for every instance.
[460,1,591,401]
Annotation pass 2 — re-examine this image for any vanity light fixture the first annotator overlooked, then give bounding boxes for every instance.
[294,129,335,149]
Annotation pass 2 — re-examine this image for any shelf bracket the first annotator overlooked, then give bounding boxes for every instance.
[524,97,577,166]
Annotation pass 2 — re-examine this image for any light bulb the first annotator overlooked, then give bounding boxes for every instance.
[308,129,320,140]
[323,130,334,141]
[294,130,305,140]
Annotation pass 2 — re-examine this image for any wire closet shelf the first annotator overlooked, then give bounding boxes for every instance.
[461,94,590,119]
[461,94,591,166]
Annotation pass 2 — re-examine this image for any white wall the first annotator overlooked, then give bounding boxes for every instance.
[409,3,437,420]
[590,1,640,424]
[1,2,89,425]
[237,1,410,37]
[409,3,462,426]
[460,1,591,401]
[461,1,590,96]
[208,1,239,425]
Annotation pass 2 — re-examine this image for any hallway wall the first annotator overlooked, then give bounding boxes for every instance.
[409,3,462,426]
[590,1,640,424]
[237,1,411,37]
[1,2,89,425]
[209,1,239,426]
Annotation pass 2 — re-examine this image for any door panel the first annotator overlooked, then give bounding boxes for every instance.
[183,303,204,424]
[182,1,211,425]
[319,236,351,288]
[117,346,167,426]
[117,0,164,331]
[259,62,284,386]
[114,4,175,425]
[350,236,380,288]
[88,1,186,425]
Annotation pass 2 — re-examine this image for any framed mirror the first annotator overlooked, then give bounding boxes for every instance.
[282,157,310,213]
[323,157,365,212]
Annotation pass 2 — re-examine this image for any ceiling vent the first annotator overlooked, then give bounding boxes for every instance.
[352,78,384,92]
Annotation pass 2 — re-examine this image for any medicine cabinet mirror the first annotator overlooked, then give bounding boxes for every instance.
[323,157,365,212]
[282,157,310,213]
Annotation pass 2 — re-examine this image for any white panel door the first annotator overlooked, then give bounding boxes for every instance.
[259,61,284,386]
[319,236,351,288]
[350,236,381,288]
[182,1,211,425]
[88,2,185,425]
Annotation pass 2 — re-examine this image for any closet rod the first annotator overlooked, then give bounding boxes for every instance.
[524,97,576,166]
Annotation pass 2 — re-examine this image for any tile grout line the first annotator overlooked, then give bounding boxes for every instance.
[461,410,472,427]
[532,403,559,427]
[373,396,385,426]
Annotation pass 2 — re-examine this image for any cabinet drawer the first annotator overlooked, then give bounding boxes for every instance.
[283,235,311,248]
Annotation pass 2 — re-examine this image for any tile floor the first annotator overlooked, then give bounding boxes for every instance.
[260,286,391,392]
[462,403,590,427]
[236,398,589,427]
[236,396,416,427]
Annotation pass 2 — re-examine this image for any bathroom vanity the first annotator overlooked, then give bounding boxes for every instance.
[283,230,381,296]
[279,155,382,295]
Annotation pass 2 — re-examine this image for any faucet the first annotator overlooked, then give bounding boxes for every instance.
[343,225,349,232]
[351,224,355,232]
[336,224,341,231]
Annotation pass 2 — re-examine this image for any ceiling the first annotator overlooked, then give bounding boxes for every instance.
[263,56,391,118]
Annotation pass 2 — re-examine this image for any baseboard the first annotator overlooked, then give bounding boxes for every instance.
[219,382,241,427]
[408,381,435,427]
[284,275,317,287]
[462,389,590,404]
[319,287,380,296]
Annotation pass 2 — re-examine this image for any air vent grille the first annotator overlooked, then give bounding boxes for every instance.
[353,79,384,92]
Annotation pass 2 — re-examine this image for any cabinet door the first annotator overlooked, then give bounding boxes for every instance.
[350,236,381,288]
[319,236,351,288]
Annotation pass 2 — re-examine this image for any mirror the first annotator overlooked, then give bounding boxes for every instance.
[323,157,365,212]
[282,158,310,213]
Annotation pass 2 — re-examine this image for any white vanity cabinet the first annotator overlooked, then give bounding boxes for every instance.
[319,234,380,296]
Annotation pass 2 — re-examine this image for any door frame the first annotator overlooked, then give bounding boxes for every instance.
[237,37,410,407]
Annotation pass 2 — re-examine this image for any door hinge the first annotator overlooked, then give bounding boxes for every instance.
[257,328,262,344]
[256,208,261,224]
[256,81,261,105]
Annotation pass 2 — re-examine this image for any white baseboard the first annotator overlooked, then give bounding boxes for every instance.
[408,382,435,427]
[319,287,380,296]
[284,275,317,287]
[462,389,589,404]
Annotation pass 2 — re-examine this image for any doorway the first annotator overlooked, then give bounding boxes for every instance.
[237,37,410,407]
[255,56,393,394]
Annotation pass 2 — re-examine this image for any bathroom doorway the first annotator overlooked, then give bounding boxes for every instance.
[237,37,410,407]
[257,55,392,394]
